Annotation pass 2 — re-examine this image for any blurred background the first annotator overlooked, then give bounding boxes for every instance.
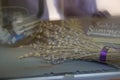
[1,0,120,19]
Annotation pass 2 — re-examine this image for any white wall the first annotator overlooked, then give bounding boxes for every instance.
[42,0,64,20]
[96,0,120,16]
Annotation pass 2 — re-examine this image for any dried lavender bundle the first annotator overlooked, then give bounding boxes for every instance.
[18,18,120,67]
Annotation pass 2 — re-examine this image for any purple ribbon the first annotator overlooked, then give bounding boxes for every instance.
[99,46,120,62]
[99,46,109,62]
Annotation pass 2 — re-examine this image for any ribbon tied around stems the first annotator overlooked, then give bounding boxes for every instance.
[100,46,120,62]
